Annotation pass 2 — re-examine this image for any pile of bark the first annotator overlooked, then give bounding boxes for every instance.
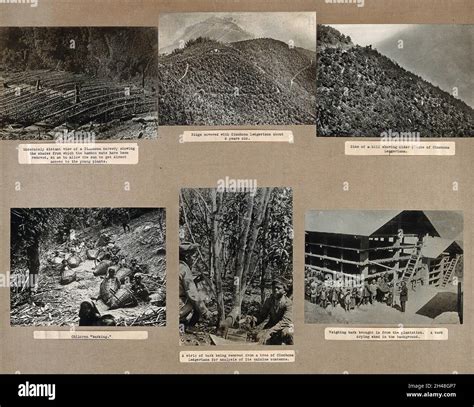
[116,306,166,327]
[10,272,81,326]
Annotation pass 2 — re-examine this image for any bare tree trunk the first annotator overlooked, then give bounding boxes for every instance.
[260,205,271,304]
[211,190,225,324]
[208,239,213,281]
[221,193,256,328]
[26,238,40,291]
[241,188,273,295]
[180,191,216,299]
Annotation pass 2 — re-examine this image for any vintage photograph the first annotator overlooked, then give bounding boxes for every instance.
[10,208,166,327]
[0,27,158,140]
[305,210,463,324]
[179,187,293,345]
[159,12,317,125]
[316,25,474,137]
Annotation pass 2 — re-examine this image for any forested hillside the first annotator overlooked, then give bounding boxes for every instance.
[158,37,316,125]
[0,27,158,140]
[1,27,158,82]
[316,25,474,137]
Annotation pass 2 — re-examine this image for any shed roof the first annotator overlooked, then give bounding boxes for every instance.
[305,210,402,236]
[421,237,462,259]
[424,211,463,241]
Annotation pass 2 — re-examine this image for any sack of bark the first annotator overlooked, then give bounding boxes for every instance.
[86,249,99,260]
[67,255,81,268]
[97,234,111,247]
[116,267,133,283]
[93,260,113,276]
[149,290,166,306]
[108,244,121,255]
[51,256,63,265]
[99,276,120,306]
[108,287,138,310]
[60,269,76,285]
[96,251,110,262]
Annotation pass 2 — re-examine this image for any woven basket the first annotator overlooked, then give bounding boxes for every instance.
[100,276,121,306]
[67,255,81,269]
[60,269,76,285]
[93,260,113,276]
[51,257,63,265]
[108,287,138,310]
[86,249,99,260]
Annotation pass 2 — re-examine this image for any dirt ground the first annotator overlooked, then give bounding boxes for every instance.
[179,285,279,346]
[305,284,461,325]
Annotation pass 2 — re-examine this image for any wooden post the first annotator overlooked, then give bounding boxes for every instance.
[392,232,402,306]
[458,281,463,324]
[74,84,80,104]
[323,235,328,272]
[360,236,369,278]
[339,235,344,277]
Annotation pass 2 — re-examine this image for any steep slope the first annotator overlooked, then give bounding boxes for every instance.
[317,25,474,137]
[10,210,166,327]
[232,38,317,96]
[375,25,474,108]
[158,38,316,125]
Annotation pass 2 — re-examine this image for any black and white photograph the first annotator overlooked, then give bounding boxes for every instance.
[10,208,166,327]
[158,12,317,126]
[0,27,158,140]
[316,25,474,137]
[179,187,293,345]
[305,210,464,324]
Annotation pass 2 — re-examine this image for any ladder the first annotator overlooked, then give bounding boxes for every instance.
[440,255,461,288]
[401,244,423,283]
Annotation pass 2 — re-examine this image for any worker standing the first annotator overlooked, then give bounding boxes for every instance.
[399,281,408,312]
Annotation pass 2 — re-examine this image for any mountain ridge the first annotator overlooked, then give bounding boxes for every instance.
[159,16,255,55]
[158,37,316,125]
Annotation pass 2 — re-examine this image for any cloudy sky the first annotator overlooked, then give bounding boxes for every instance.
[331,24,412,47]
[160,12,317,51]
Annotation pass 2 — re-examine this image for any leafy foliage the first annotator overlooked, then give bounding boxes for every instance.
[0,27,158,83]
[316,25,474,137]
[158,38,316,125]
[10,208,155,272]
[180,188,293,318]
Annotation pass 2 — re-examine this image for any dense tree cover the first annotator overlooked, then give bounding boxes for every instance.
[180,188,293,327]
[317,25,352,48]
[316,25,474,137]
[158,38,316,125]
[0,27,158,83]
[10,208,155,274]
